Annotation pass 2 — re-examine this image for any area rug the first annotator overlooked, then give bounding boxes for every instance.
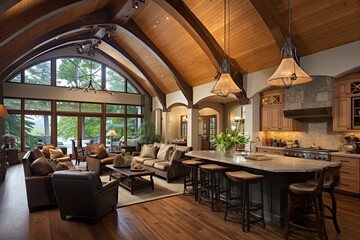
[100,175,184,208]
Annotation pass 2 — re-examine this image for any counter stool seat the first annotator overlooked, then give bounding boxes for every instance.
[225,171,265,232]
[306,166,342,234]
[182,159,203,200]
[285,164,342,240]
[198,164,229,211]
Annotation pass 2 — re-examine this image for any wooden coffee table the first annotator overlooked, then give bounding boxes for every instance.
[106,164,155,195]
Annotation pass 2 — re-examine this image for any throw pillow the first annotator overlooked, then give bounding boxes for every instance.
[157,144,175,161]
[49,148,64,160]
[30,156,54,176]
[42,144,56,158]
[95,144,108,159]
[140,144,157,158]
[31,148,45,162]
[55,162,70,171]
[169,149,184,164]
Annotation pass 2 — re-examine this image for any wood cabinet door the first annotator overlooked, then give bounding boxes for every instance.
[261,107,270,131]
[270,106,281,130]
[333,97,351,131]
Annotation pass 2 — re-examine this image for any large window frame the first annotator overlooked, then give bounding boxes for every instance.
[4,98,143,151]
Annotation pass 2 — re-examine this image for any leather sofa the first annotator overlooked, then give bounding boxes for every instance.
[86,144,117,175]
[22,149,77,212]
[132,143,192,182]
[52,171,119,221]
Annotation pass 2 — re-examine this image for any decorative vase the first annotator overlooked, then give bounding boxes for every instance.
[221,146,236,158]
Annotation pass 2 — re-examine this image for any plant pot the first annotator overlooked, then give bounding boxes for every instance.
[221,147,236,158]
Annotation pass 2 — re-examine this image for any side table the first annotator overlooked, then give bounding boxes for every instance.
[6,149,19,165]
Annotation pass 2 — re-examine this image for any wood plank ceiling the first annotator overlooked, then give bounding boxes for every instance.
[0,0,359,109]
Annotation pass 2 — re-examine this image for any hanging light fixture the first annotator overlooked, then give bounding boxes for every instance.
[211,0,241,97]
[267,0,312,88]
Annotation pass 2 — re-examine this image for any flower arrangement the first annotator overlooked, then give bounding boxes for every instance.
[211,129,250,153]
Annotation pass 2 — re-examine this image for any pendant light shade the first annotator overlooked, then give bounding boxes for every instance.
[211,58,241,97]
[211,0,241,97]
[0,104,8,117]
[267,0,312,88]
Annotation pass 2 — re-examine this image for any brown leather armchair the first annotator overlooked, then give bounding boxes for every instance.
[85,144,117,175]
[52,171,119,221]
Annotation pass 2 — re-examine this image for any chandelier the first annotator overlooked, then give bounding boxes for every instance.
[68,59,113,95]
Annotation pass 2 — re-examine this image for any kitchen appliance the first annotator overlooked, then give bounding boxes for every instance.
[343,135,359,153]
[283,148,339,161]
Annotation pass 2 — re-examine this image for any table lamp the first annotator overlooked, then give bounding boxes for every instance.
[106,130,118,150]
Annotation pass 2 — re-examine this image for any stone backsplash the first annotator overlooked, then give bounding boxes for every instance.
[257,120,359,150]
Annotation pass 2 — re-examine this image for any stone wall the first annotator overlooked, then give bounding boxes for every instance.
[284,76,335,110]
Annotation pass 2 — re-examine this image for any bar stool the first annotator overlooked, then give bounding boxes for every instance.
[182,159,203,200]
[306,163,342,234]
[198,164,229,211]
[224,171,265,232]
[285,164,342,240]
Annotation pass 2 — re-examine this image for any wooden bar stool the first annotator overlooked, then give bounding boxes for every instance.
[285,164,342,240]
[225,171,265,232]
[198,164,229,211]
[182,159,203,200]
[306,163,342,234]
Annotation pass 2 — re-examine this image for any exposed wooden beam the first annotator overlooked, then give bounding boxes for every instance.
[0,0,85,47]
[0,9,112,79]
[0,33,91,82]
[249,0,287,50]
[0,0,20,16]
[157,0,247,103]
[104,37,167,110]
[122,19,193,107]
[111,0,139,25]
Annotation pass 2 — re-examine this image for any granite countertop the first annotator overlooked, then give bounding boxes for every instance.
[255,146,286,150]
[186,150,338,173]
[330,152,360,158]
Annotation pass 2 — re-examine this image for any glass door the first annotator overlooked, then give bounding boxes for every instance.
[200,115,216,150]
[352,97,360,129]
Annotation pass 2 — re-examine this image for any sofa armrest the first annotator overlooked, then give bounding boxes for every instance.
[132,151,140,157]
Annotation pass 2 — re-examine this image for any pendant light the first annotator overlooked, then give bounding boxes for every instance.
[267,0,312,88]
[211,0,241,97]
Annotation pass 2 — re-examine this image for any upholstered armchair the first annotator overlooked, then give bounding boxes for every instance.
[85,144,117,175]
[52,171,119,221]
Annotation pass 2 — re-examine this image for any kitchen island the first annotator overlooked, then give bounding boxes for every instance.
[185,150,339,226]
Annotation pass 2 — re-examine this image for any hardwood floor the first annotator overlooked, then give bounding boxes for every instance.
[1,163,359,240]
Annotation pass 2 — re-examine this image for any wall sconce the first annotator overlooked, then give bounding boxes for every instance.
[234,115,241,129]
[0,105,8,118]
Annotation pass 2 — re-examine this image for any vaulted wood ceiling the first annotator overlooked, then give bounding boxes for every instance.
[1,0,359,109]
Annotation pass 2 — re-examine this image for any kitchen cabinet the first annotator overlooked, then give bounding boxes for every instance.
[260,89,300,131]
[333,97,351,131]
[333,73,360,131]
[332,155,359,194]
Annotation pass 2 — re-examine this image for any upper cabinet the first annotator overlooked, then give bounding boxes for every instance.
[333,72,360,131]
[260,89,300,131]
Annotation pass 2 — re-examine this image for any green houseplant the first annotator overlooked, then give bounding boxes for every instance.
[211,128,249,157]
[136,120,162,151]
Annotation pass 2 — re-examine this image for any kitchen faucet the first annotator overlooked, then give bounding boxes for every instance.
[249,141,255,154]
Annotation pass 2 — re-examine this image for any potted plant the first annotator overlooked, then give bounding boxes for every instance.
[211,128,250,158]
[135,120,162,151]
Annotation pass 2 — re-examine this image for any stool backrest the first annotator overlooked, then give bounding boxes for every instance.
[315,163,342,194]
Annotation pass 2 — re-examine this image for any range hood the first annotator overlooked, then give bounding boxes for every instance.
[284,107,332,119]
[284,76,335,120]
